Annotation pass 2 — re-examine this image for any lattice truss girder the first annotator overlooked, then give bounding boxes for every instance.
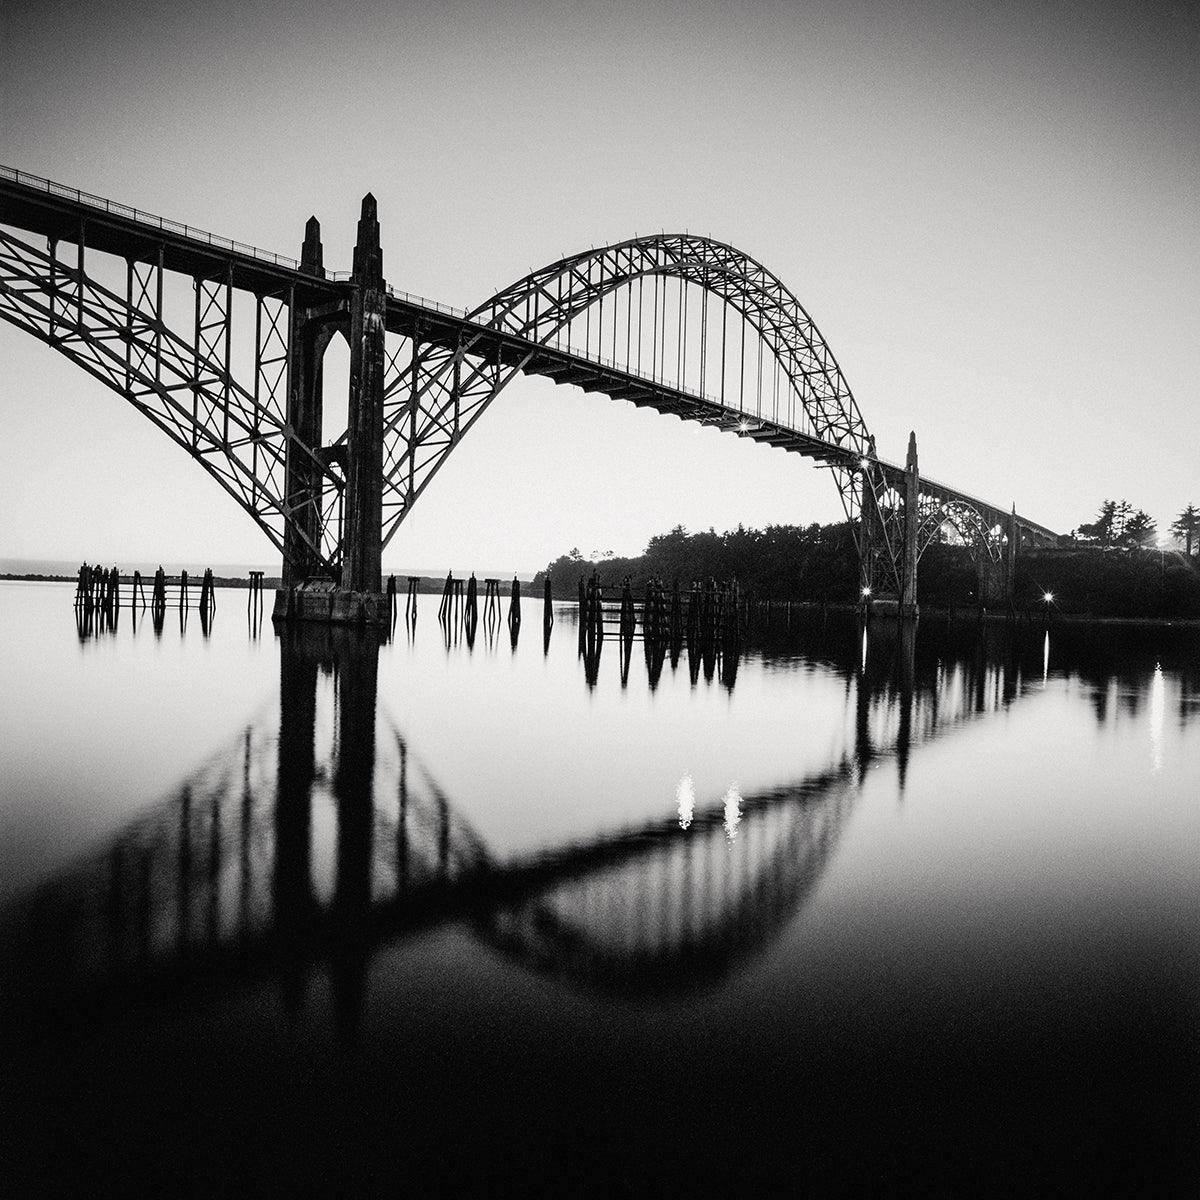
[378,235,877,547]
[0,224,338,571]
[853,463,1006,596]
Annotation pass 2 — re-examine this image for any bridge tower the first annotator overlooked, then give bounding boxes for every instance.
[858,431,921,621]
[975,504,1019,611]
[281,216,336,586]
[343,195,386,598]
[900,431,919,620]
[275,196,388,625]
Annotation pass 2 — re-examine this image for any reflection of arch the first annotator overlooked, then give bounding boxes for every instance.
[480,767,855,999]
[1,620,1042,1031]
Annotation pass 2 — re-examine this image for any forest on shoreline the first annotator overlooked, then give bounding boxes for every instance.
[532,521,1200,619]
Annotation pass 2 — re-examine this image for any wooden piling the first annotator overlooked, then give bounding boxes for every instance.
[508,577,521,628]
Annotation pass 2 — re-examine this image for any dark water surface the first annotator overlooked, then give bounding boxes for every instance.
[2,580,1198,1189]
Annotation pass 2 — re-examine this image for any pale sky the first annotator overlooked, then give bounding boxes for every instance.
[1,0,1197,573]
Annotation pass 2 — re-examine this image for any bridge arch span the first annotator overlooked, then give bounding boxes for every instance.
[380,234,877,550]
[471,234,872,455]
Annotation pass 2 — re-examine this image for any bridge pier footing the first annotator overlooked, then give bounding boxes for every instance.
[271,581,389,627]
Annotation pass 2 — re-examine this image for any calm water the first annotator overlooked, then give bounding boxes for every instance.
[2,580,1198,1188]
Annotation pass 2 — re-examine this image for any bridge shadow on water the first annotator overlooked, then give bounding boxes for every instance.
[4,614,1199,1189]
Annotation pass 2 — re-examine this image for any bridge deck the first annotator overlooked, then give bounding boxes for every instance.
[1,164,1058,546]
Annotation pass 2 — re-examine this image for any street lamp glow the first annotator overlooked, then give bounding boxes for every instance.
[1043,592,1054,603]
[738,420,750,432]
[861,586,872,597]
[858,457,870,471]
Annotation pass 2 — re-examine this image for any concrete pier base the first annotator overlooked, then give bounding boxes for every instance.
[271,581,388,627]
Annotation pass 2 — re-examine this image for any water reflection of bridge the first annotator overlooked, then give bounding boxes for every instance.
[1,620,1045,1033]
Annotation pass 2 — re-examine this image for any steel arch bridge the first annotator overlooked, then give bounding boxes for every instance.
[0,165,1058,609]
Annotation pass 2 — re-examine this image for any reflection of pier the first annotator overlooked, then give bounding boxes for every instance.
[1,620,1041,1031]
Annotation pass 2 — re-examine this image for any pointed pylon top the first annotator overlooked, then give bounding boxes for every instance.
[906,430,918,471]
[300,215,324,276]
[352,192,384,287]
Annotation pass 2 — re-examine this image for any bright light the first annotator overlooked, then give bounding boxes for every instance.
[676,774,695,830]
[858,457,870,471]
[1043,592,1054,603]
[737,420,750,432]
[861,586,872,597]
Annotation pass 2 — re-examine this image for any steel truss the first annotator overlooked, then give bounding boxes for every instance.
[377,234,875,550]
[0,172,1046,583]
[377,234,1017,585]
[0,223,340,570]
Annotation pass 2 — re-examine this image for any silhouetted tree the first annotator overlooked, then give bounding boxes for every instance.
[1076,499,1155,548]
[1119,509,1157,548]
[1171,504,1200,557]
[1076,499,1117,545]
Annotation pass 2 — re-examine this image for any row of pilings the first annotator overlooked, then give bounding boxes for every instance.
[577,573,745,689]
[74,564,217,619]
[578,574,747,643]
[385,571,549,650]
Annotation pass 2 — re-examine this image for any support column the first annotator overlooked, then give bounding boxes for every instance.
[282,218,328,585]
[343,195,386,597]
[857,469,877,608]
[900,431,919,618]
[1005,504,1018,611]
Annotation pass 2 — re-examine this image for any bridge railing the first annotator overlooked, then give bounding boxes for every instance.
[1,163,303,271]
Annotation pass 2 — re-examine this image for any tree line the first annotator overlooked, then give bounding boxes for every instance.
[534,504,1200,618]
[1073,499,1200,557]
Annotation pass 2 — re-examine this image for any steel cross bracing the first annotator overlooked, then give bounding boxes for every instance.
[0,165,1059,582]
[0,219,340,570]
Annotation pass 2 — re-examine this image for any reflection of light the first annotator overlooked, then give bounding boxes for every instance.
[1042,630,1049,683]
[1150,663,1164,773]
[677,774,695,829]
[723,784,742,840]
[1043,592,1054,603]
[861,626,868,671]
